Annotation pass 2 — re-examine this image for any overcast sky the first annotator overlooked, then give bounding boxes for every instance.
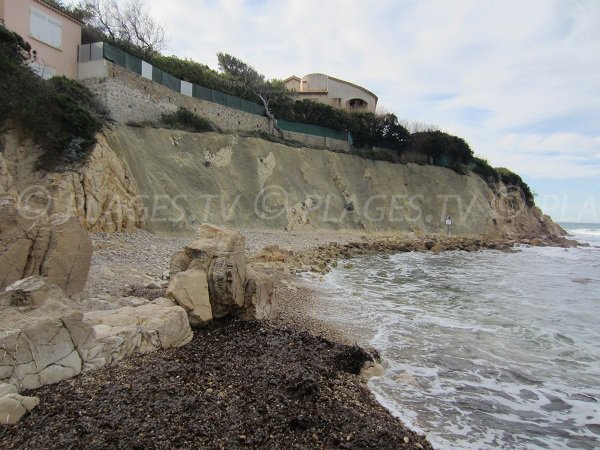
[84,0,600,222]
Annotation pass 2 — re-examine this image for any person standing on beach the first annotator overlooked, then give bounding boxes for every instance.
[445,215,452,235]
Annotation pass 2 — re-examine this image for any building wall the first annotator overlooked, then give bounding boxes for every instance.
[285,73,377,113]
[327,77,377,112]
[302,73,329,92]
[2,0,81,79]
[0,0,5,24]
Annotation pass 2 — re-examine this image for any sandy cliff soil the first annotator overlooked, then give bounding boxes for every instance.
[105,126,562,238]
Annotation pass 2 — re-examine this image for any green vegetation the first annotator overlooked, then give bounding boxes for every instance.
[160,107,216,133]
[471,157,535,205]
[6,2,534,203]
[0,24,105,169]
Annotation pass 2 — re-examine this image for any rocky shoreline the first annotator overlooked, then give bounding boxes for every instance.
[1,228,583,448]
[0,319,433,449]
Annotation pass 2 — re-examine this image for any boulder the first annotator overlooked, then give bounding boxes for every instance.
[84,303,193,367]
[169,224,247,319]
[165,269,213,327]
[0,277,96,390]
[241,269,274,320]
[0,198,92,296]
[0,383,39,424]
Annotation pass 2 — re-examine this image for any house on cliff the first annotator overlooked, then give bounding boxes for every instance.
[284,73,378,113]
[0,0,82,79]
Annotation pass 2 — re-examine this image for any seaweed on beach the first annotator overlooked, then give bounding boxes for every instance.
[0,319,432,450]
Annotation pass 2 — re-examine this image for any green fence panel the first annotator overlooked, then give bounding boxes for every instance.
[278,119,347,141]
[226,94,242,110]
[193,84,212,101]
[434,154,451,167]
[103,43,126,67]
[212,90,227,106]
[252,103,266,115]
[125,53,142,74]
[161,71,181,92]
[152,66,163,84]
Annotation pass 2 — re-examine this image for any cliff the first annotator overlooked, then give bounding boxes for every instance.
[104,126,561,238]
[1,125,562,238]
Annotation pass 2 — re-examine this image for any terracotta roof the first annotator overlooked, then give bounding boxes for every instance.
[34,0,84,26]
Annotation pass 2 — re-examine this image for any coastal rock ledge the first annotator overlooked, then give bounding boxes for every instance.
[0,277,192,423]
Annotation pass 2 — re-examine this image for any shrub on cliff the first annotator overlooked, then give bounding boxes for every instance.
[0,25,105,169]
[161,107,216,132]
[496,167,535,206]
[406,131,473,166]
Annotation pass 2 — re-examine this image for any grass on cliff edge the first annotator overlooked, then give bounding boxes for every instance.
[160,107,218,133]
[0,25,106,170]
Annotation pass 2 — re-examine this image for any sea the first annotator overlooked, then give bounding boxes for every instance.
[314,223,600,450]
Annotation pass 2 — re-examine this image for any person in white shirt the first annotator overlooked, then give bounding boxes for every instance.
[445,215,452,235]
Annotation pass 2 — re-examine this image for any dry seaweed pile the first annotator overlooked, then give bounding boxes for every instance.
[0,320,432,449]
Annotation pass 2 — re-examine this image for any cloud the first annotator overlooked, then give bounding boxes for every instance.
[72,0,600,213]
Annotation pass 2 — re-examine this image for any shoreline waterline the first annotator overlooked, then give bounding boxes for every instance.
[312,226,600,449]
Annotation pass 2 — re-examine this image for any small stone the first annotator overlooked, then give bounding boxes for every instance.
[403,436,410,444]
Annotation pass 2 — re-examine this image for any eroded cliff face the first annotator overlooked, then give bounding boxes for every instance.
[0,128,144,232]
[0,125,562,238]
[101,126,562,238]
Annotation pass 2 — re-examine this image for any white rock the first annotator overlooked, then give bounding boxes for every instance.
[0,392,39,424]
[166,269,212,327]
[0,277,95,390]
[84,303,192,365]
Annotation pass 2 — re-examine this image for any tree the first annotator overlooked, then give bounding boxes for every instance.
[217,53,288,131]
[83,0,166,58]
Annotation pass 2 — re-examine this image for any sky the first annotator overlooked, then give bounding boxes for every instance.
[76,0,600,223]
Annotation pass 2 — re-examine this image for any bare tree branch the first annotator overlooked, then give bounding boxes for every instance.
[84,0,166,57]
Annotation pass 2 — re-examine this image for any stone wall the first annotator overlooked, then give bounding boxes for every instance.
[79,60,352,153]
[79,60,270,133]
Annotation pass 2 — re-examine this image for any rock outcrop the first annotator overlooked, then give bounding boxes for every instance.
[0,198,92,295]
[47,135,144,232]
[0,129,144,233]
[168,224,274,324]
[105,126,565,238]
[0,276,193,422]
[84,303,193,367]
[0,277,96,391]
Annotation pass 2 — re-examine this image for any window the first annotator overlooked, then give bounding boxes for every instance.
[30,8,62,49]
